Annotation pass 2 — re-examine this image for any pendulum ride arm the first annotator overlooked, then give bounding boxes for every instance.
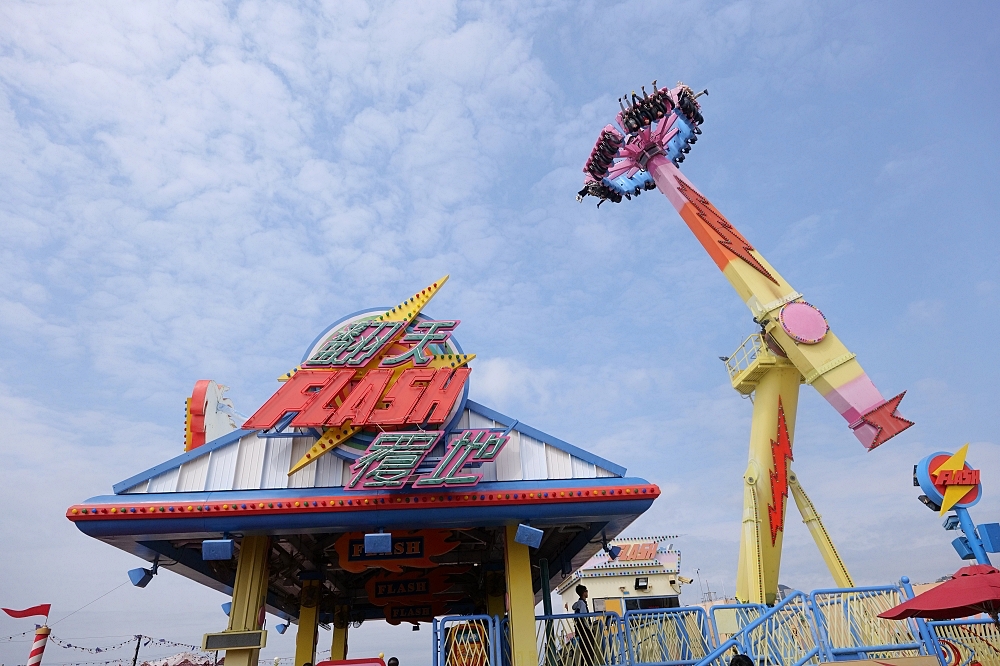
[576,82,907,603]
[788,471,854,588]
[647,161,912,450]
[576,82,913,451]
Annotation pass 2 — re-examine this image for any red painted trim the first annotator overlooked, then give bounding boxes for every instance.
[66,485,661,521]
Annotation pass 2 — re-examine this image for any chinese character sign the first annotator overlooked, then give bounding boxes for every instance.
[347,432,441,489]
[304,320,405,367]
[346,429,509,491]
[415,429,509,488]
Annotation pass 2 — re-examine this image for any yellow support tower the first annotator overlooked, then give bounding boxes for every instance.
[789,472,854,589]
[330,606,349,661]
[504,525,536,666]
[225,536,271,666]
[729,338,801,604]
[294,577,321,666]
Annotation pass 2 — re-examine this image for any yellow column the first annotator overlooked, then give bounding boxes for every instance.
[295,577,321,666]
[789,472,854,588]
[504,524,536,666]
[735,365,801,605]
[330,606,349,661]
[486,571,506,617]
[226,535,271,666]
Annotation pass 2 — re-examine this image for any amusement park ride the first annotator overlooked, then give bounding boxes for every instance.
[577,82,915,605]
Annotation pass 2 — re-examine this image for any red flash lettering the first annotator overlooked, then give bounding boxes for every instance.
[327,369,394,427]
[406,368,471,424]
[370,368,437,425]
[244,370,349,430]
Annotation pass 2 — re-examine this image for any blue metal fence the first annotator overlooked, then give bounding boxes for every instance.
[432,581,999,666]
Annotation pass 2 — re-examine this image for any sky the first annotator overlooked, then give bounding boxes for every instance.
[1,0,999,664]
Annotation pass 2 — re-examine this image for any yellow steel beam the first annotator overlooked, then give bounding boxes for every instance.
[224,536,271,666]
[294,579,320,666]
[504,524,537,666]
[789,471,854,588]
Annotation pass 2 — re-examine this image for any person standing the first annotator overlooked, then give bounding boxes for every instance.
[572,585,598,666]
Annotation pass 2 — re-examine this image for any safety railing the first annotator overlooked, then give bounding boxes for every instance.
[809,585,928,661]
[708,604,766,644]
[725,335,764,379]
[624,607,716,666]
[929,618,1000,666]
[696,592,821,666]
[500,617,511,666]
[436,578,980,666]
[536,611,628,666]
[434,615,500,666]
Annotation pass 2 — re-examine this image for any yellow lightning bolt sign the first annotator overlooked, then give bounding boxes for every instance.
[932,443,976,515]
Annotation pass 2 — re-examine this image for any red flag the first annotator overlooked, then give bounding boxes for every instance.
[2,605,51,619]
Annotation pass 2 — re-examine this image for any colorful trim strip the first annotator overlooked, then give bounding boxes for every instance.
[69,484,660,521]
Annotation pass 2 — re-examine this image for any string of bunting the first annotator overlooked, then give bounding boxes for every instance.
[30,658,134,666]
[0,629,35,642]
[48,634,207,654]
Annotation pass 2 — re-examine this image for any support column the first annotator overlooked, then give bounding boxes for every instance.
[789,471,855,588]
[295,575,322,666]
[330,606,349,661]
[504,524,536,666]
[736,366,801,605]
[486,571,506,618]
[225,535,271,666]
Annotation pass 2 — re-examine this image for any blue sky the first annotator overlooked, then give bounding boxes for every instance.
[1,1,998,664]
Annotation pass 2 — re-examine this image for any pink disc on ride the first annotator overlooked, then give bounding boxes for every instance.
[779,301,828,344]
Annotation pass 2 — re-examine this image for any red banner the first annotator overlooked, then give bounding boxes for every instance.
[2,604,50,619]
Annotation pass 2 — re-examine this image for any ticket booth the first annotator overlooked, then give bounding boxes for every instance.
[67,278,659,666]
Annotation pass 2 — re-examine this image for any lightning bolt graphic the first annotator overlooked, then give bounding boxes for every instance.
[767,398,794,545]
[675,176,778,284]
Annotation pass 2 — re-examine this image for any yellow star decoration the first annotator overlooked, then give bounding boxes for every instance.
[932,443,976,515]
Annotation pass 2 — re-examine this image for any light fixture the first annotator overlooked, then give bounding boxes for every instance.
[202,538,234,561]
[127,555,159,588]
[600,536,621,560]
[275,623,288,635]
[514,524,543,549]
[365,531,392,555]
[635,577,649,591]
[917,495,941,512]
[221,602,232,616]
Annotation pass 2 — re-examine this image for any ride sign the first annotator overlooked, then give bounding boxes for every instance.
[239,276,480,475]
[346,429,509,491]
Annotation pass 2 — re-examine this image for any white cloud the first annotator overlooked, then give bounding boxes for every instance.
[2,0,998,660]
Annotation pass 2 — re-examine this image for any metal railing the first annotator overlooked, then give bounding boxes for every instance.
[434,579,999,666]
[708,604,766,644]
[435,615,501,666]
[536,612,628,666]
[809,585,928,661]
[929,618,1000,666]
[624,607,715,666]
[697,592,821,666]
[725,335,764,379]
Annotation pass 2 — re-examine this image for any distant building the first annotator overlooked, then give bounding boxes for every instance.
[557,536,683,615]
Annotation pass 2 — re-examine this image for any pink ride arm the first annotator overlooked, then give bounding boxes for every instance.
[648,156,912,449]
